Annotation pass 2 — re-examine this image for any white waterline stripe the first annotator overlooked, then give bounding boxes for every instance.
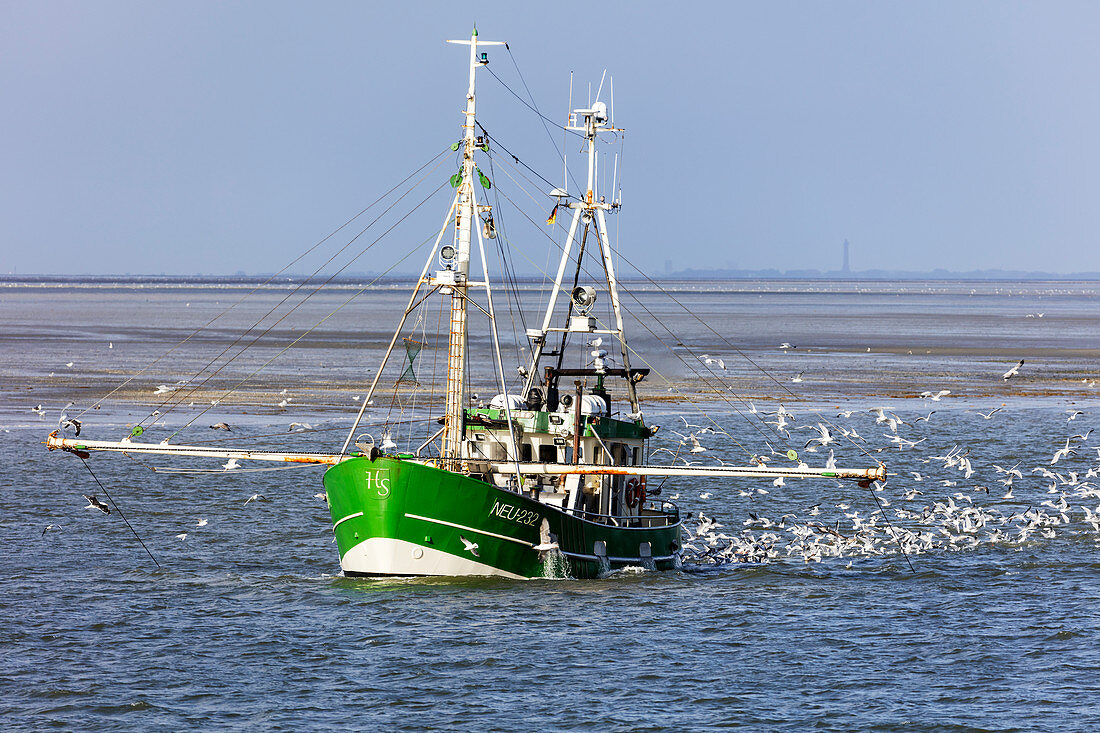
[404,513,534,547]
[332,511,364,531]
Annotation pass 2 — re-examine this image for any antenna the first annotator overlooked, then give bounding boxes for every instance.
[564,71,573,194]
[594,69,607,103]
[611,152,618,204]
[609,75,614,128]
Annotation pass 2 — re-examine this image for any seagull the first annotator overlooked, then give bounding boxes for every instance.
[245,493,265,504]
[31,404,47,417]
[779,343,795,350]
[790,371,804,384]
[222,458,240,471]
[802,423,834,448]
[175,533,188,541]
[915,411,936,422]
[1002,359,1024,380]
[153,384,178,395]
[1051,438,1077,465]
[196,518,208,527]
[699,492,713,499]
[277,398,290,409]
[920,390,951,401]
[313,492,328,503]
[459,536,480,557]
[683,433,707,453]
[65,362,74,368]
[42,523,63,536]
[288,422,313,432]
[210,422,231,431]
[380,431,398,452]
[82,494,110,514]
[1066,410,1084,421]
[60,417,81,436]
[976,407,1003,420]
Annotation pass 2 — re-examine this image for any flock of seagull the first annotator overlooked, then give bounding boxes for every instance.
[674,391,1099,568]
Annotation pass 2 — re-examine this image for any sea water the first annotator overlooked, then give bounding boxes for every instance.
[2,279,1099,730]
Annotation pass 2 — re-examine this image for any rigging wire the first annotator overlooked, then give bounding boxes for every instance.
[611,254,885,463]
[78,457,161,569]
[164,186,450,439]
[484,152,529,370]
[484,63,583,143]
[476,123,577,202]
[136,154,453,430]
[491,48,582,194]
[75,147,451,422]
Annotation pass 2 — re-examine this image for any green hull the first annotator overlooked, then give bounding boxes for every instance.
[323,456,681,579]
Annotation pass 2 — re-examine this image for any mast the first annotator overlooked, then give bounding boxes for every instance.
[523,92,641,413]
[441,28,506,468]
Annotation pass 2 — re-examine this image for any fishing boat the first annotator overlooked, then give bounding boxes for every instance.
[46,29,885,579]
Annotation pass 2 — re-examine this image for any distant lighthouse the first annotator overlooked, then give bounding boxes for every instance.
[842,239,850,274]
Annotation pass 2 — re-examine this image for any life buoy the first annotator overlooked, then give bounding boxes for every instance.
[625,477,647,508]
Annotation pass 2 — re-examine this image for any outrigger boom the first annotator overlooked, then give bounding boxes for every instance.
[47,432,884,482]
[47,432,347,466]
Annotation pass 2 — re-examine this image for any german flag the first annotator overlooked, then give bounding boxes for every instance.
[546,204,558,226]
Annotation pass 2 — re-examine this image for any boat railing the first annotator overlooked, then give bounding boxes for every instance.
[566,500,679,528]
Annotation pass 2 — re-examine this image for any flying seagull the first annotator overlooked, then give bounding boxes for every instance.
[82,494,110,514]
[459,536,480,557]
[209,422,231,431]
[1002,360,1024,380]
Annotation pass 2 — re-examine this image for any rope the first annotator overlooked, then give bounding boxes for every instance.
[142,158,452,431]
[166,195,448,439]
[484,63,583,142]
[78,457,161,569]
[77,147,450,422]
[476,123,577,202]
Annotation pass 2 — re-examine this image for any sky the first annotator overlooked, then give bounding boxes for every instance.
[3,1,1100,276]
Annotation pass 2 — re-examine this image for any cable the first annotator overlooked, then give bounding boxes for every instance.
[166,193,448,439]
[76,147,451,422]
[142,157,452,430]
[476,123,577,201]
[79,457,161,569]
